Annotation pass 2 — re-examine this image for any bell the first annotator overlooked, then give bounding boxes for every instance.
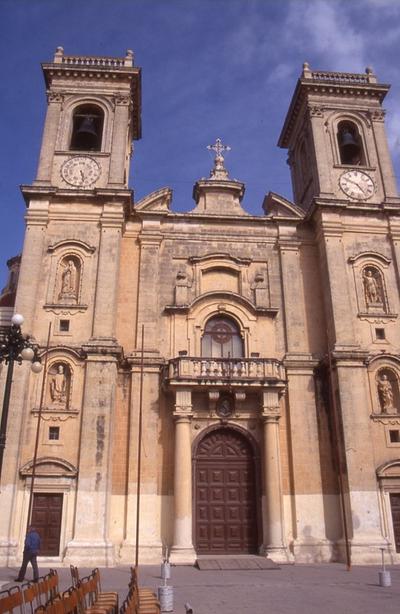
[339,130,360,162]
[76,116,98,149]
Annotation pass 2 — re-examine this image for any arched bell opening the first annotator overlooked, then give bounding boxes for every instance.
[70,104,104,151]
[337,121,365,166]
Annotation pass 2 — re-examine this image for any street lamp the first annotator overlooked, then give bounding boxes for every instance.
[0,313,42,485]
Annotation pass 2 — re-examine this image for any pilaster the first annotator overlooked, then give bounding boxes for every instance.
[64,353,119,566]
[315,212,358,350]
[109,98,131,186]
[35,94,63,184]
[277,236,308,356]
[91,203,124,340]
[136,227,163,351]
[284,359,334,563]
[334,353,387,562]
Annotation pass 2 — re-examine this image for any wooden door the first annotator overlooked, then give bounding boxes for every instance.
[195,429,258,554]
[390,493,400,552]
[31,493,63,556]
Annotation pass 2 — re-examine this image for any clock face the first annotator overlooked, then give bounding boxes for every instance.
[339,170,374,200]
[61,156,101,188]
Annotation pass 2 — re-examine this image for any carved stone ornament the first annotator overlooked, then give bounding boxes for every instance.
[114,94,130,106]
[369,109,386,122]
[309,106,324,117]
[47,93,64,104]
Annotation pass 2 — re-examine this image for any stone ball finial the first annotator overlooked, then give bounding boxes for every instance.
[365,66,373,74]
[126,49,133,57]
[56,46,64,54]
[303,62,310,70]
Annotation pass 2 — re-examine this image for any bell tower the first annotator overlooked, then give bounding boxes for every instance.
[34,46,141,191]
[278,63,399,210]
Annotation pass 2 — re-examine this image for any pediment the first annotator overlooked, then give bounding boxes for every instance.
[134,187,172,212]
[262,192,304,218]
[20,456,78,478]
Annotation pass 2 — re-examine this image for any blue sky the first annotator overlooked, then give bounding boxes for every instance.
[1,0,400,288]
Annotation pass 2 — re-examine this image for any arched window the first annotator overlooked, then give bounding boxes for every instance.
[70,104,104,151]
[337,121,364,165]
[201,316,244,358]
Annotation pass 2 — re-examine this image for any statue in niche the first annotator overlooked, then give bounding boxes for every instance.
[378,374,395,413]
[59,259,78,301]
[49,364,68,407]
[363,268,382,306]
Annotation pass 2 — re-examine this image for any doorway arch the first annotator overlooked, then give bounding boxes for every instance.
[194,426,259,554]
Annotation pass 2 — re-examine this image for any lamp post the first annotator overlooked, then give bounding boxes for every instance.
[0,313,42,485]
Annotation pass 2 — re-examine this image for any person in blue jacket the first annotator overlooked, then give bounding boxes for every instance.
[14,525,41,582]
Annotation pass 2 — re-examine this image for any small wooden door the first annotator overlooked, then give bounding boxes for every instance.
[195,428,258,554]
[31,493,63,556]
[390,493,400,552]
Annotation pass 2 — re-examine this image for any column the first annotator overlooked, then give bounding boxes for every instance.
[261,388,288,562]
[170,389,196,564]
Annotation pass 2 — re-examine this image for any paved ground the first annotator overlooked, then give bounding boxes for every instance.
[1,562,399,613]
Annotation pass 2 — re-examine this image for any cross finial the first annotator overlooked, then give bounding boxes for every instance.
[207,138,231,159]
[206,138,231,180]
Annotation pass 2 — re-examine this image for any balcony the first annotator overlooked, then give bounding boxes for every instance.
[165,356,285,389]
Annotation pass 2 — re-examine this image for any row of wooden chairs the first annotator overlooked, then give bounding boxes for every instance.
[119,568,159,614]
[69,568,118,614]
[0,570,59,614]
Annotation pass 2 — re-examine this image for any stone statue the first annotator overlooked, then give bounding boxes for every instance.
[378,374,395,413]
[59,259,78,300]
[363,269,381,305]
[50,364,67,406]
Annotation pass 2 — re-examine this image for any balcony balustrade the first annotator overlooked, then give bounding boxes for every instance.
[166,356,285,388]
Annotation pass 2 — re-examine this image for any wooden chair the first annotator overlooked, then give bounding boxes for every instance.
[90,570,118,613]
[76,578,112,614]
[0,587,24,614]
[69,566,80,589]
[47,571,59,601]
[22,582,41,614]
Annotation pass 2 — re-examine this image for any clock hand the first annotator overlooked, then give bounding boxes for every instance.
[346,177,366,195]
[80,170,85,181]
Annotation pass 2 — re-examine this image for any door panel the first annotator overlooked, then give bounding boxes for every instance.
[31,493,63,556]
[390,493,400,552]
[195,429,258,554]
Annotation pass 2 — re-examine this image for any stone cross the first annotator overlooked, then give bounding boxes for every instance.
[207,138,231,159]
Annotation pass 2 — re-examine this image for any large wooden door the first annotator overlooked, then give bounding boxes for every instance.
[390,493,400,552]
[195,429,258,554]
[31,493,63,556]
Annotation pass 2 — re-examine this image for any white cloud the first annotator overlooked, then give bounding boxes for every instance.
[285,0,367,71]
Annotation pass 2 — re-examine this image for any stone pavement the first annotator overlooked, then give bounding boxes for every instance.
[1,563,400,613]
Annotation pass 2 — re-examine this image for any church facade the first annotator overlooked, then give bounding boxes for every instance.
[1,49,400,567]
